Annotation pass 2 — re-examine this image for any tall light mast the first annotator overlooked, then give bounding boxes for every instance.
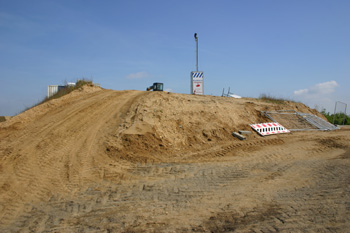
[194,33,198,71]
[191,33,204,95]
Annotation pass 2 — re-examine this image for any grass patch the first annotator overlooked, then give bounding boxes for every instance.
[259,94,294,104]
[19,79,93,114]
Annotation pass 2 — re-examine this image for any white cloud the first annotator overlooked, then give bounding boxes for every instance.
[293,80,339,112]
[125,71,150,79]
[294,88,308,95]
[294,80,338,96]
[309,80,339,95]
[164,88,173,92]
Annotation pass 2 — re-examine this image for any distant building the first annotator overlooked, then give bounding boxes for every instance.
[48,85,65,98]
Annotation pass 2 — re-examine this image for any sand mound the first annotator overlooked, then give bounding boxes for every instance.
[0,86,325,169]
[104,91,325,162]
[0,86,329,228]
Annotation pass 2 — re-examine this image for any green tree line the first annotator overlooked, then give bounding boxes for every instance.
[321,109,350,125]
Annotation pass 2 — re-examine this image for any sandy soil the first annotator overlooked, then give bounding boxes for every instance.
[0,86,349,232]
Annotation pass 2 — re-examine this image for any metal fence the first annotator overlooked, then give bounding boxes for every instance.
[333,101,348,125]
[262,110,337,131]
[221,87,241,98]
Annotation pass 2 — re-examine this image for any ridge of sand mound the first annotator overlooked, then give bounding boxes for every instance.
[0,84,102,130]
[0,87,334,229]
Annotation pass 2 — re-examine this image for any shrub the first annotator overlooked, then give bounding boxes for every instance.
[321,109,350,125]
[258,94,293,104]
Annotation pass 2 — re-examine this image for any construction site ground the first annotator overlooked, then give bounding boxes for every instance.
[0,86,349,232]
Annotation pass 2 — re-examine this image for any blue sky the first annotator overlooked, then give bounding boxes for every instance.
[1,0,349,116]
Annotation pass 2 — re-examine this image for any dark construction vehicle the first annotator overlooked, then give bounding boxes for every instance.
[147,82,163,91]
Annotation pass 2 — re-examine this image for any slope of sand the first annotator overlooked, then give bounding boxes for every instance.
[0,86,349,232]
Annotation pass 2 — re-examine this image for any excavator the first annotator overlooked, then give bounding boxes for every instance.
[146,82,163,91]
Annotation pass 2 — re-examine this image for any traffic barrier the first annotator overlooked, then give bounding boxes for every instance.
[250,122,290,136]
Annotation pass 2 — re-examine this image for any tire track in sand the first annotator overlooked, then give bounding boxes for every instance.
[0,90,148,227]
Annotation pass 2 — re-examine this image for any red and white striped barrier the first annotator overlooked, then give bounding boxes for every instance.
[250,122,290,136]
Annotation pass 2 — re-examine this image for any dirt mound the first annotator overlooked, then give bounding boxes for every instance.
[104,91,325,162]
[1,86,341,231]
[0,86,325,178]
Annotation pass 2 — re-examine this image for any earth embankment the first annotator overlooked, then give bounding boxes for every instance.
[0,86,349,232]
